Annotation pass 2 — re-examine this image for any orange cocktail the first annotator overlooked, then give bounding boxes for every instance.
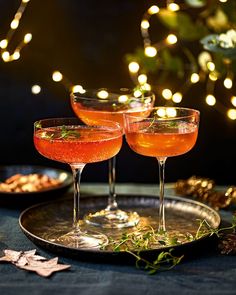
[70,89,155,229]
[71,102,152,128]
[34,127,122,164]
[124,107,200,233]
[125,122,198,158]
[33,118,123,248]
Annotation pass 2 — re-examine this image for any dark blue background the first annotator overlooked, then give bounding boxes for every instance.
[0,0,235,185]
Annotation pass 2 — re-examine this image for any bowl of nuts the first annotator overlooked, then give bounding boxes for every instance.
[0,165,73,207]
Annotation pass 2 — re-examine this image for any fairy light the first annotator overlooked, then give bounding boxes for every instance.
[227,109,236,120]
[166,107,177,117]
[231,96,236,107]
[144,46,157,57]
[172,92,183,103]
[31,85,41,95]
[72,85,85,94]
[207,62,215,72]
[12,51,20,60]
[0,39,8,49]
[206,94,216,106]
[10,19,19,30]
[148,5,160,15]
[141,20,150,29]
[156,108,166,117]
[134,89,142,98]
[141,83,151,91]
[166,34,177,45]
[0,0,31,63]
[167,3,180,12]
[224,77,233,89]
[209,72,218,81]
[24,33,32,43]
[162,88,172,100]
[127,2,236,121]
[2,51,10,62]
[128,62,139,73]
[190,73,200,83]
[138,74,147,84]
[52,71,63,82]
[97,90,109,99]
[118,95,129,103]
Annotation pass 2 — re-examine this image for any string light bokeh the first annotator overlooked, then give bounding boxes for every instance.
[1,0,236,122]
[0,0,32,63]
[126,0,236,120]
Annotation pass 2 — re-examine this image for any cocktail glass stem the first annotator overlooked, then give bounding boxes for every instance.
[106,156,118,211]
[70,164,85,233]
[157,157,167,233]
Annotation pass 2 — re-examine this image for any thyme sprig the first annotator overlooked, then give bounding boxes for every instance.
[58,125,81,139]
[101,217,236,274]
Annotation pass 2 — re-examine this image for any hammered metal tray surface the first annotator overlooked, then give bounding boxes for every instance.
[19,194,221,262]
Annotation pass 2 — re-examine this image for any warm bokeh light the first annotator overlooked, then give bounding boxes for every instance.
[141,83,151,91]
[31,85,41,94]
[156,108,166,117]
[15,12,22,20]
[141,20,150,29]
[231,96,236,107]
[224,77,233,89]
[227,109,236,120]
[172,92,183,103]
[24,33,32,43]
[2,51,10,62]
[134,89,142,98]
[162,88,172,100]
[209,72,218,81]
[166,107,177,117]
[145,46,157,57]
[12,51,20,60]
[207,62,215,71]
[190,73,200,83]
[166,34,177,45]
[128,62,140,73]
[0,39,8,49]
[10,19,19,29]
[118,95,128,103]
[72,85,85,94]
[148,5,160,15]
[52,71,63,82]
[22,0,30,3]
[97,90,108,99]
[206,94,216,106]
[138,74,147,84]
[167,3,180,11]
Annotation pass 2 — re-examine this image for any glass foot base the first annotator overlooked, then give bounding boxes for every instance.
[84,209,140,228]
[51,229,108,249]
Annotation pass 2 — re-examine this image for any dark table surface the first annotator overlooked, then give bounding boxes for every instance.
[0,183,236,295]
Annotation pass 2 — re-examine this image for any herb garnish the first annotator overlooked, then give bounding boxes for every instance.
[100,217,236,274]
[58,125,81,139]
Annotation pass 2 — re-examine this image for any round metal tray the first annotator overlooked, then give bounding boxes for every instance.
[19,194,221,263]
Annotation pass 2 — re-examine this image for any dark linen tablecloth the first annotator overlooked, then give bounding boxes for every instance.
[0,184,236,295]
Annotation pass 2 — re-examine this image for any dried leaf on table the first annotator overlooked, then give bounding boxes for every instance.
[0,249,45,265]
[17,257,71,277]
[0,249,71,277]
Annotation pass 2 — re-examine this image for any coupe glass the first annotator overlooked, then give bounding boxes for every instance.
[71,88,155,228]
[34,118,123,248]
[124,107,200,232]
